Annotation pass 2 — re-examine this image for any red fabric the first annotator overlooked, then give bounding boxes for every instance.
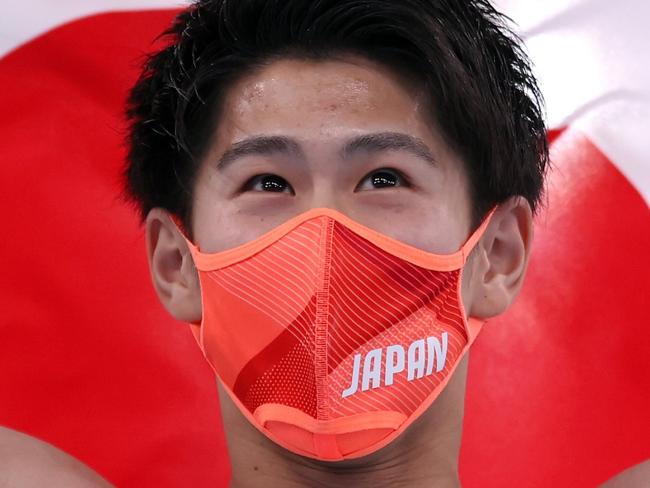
[0,9,648,488]
[0,10,229,487]
[461,129,650,487]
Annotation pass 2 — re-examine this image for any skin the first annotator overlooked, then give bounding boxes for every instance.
[599,461,650,488]
[0,426,113,487]
[146,56,534,487]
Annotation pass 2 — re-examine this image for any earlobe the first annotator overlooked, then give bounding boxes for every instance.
[145,208,202,323]
[468,196,534,318]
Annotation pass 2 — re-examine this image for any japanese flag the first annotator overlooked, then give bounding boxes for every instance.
[0,1,648,487]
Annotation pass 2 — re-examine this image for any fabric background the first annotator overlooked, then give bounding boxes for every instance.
[1,2,648,486]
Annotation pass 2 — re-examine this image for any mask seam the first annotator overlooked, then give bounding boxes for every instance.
[315,217,334,422]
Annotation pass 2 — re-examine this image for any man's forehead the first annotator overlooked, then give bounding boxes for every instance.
[226,57,425,116]
[209,57,436,160]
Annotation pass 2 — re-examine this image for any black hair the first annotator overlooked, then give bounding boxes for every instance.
[123,0,549,236]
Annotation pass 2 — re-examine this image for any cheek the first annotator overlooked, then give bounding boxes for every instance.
[192,188,294,253]
[377,205,470,255]
[191,172,243,253]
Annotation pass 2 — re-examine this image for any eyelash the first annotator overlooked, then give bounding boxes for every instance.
[356,168,410,191]
[241,168,410,194]
[241,173,294,194]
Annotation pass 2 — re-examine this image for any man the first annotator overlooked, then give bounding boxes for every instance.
[123,0,547,486]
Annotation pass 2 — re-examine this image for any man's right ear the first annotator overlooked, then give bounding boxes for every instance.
[145,208,202,323]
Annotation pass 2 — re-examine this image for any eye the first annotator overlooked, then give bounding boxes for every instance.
[242,174,294,194]
[355,168,409,191]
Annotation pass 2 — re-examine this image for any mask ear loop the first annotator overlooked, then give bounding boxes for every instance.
[169,214,188,240]
[168,214,204,342]
[169,213,203,258]
[459,205,499,266]
[459,205,499,343]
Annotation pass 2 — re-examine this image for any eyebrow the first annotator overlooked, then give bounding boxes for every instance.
[215,131,436,170]
[339,132,437,165]
[216,135,305,170]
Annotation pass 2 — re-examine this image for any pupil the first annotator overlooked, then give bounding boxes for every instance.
[261,175,286,192]
[372,171,397,188]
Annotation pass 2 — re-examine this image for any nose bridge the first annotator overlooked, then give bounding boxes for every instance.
[306,187,347,216]
[301,158,355,215]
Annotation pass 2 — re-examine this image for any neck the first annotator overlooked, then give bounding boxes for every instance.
[218,355,468,488]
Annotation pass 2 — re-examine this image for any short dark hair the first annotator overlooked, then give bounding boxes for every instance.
[123,0,549,236]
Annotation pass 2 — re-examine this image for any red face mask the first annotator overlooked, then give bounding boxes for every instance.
[172,206,496,461]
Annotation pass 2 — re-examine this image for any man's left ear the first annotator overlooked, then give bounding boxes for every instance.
[467,196,534,319]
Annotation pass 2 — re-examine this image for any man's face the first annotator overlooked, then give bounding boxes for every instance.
[191,56,474,260]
